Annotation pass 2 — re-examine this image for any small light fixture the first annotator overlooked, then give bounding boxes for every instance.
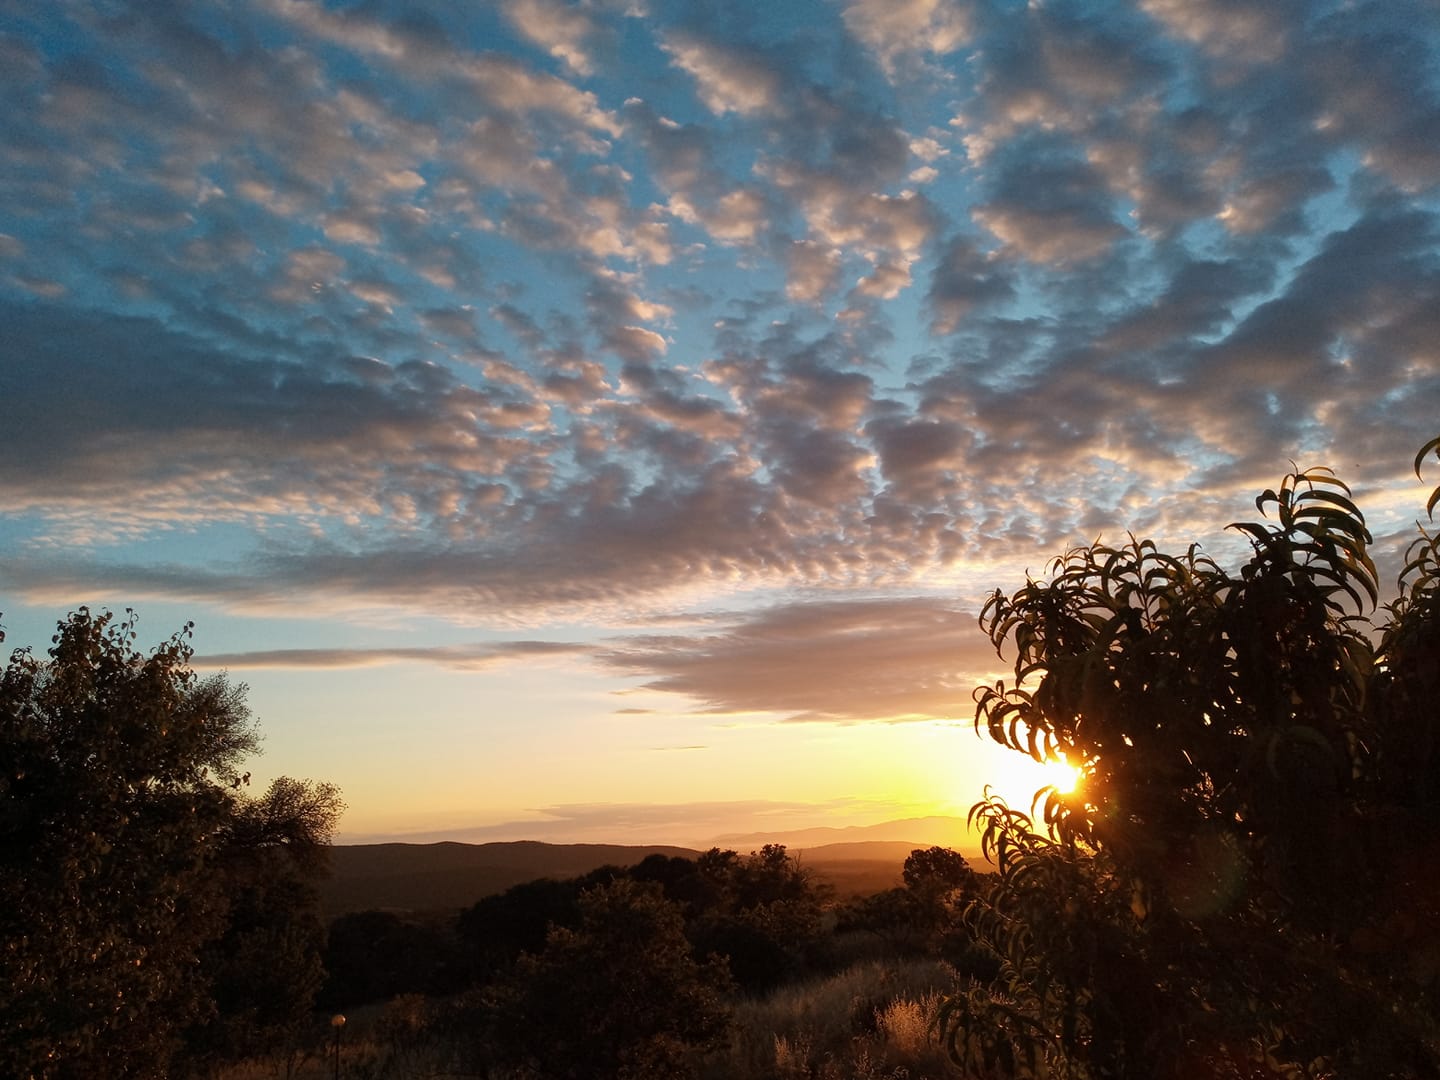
[331,1014,346,1079]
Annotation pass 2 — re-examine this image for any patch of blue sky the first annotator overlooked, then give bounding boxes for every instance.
[0,601,203,663]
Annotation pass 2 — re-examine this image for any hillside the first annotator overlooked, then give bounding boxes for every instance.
[319,837,969,914]
[715,815,976,851]
[320,840,700,914]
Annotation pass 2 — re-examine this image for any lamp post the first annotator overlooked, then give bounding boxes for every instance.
[330,1013,346,1080]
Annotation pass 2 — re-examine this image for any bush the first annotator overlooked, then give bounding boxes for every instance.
[0,608,341,1077]
[477,878,734,1079]
[943,441,1440,1078]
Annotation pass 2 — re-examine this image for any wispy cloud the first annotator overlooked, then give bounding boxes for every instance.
[600,597,998,722]
[196,640,588,671]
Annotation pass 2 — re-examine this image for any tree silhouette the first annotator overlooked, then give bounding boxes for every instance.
[840,846,983,964]
[687,844,830,992]
[943,440,1440,1079]
[322,909,456,1010]
[477,878,732,1080]
[0,608,341,1078]
[183,776,343,1069]
[456,867,622,985]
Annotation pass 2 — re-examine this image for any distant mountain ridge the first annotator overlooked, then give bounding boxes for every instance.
[714,815,974,851]
[320,828,985,915]
[320,840,699,915]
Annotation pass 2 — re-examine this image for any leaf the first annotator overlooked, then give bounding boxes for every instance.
[1413,434,1440,479]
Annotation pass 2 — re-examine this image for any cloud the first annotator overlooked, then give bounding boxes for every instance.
[2,0,1437,643]
[1098,256,1274,350]
[852,258,912,302]
[926,234,1014,333]
[196,639,588,671]
[600,597,996,722]
[624,100,776,247]
[952,1,1168,162]
[501,0,600,76]
[1168,200,1440,478]
[0,301,548,533]
[784,240,842,303]
[1139,0,1298,65]
[1300,1,1440,193]
[604,324,669,361]
[660,32,786,117]
[265,0,620,134]
[841,0,973,78]
[972,138,1128,265]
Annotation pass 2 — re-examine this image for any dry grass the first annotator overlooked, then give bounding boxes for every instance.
[216,959,964,1080]
[703,957,961,1080]
[211,996,465,1079]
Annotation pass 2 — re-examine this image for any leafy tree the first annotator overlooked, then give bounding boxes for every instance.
[902,845,974,897]
[322,909,456,1009]
[836,886,921,952]
[184,777,343,1068]
[0,608,341,1078]
[455,867,621,984]
[841,847,977,956]
[477,878,733,1079]
[628,852,717,912]
[942,441,1440,1079]
[688,844,830,992]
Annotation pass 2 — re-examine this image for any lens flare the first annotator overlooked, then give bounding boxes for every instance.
[1042,757,1081,794]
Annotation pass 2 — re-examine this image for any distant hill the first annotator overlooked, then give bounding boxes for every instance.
[320,840,699,915]
[790,840,926,898]
[715,815,977,854]
[319,834,984,915]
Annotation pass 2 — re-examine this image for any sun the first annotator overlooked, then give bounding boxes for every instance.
[1040,756,1082,794]
[982,748,1084,811]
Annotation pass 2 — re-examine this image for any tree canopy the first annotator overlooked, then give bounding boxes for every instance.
[943,438,1440,1079]
[0,607,342,1078]
[475,878,734,1080]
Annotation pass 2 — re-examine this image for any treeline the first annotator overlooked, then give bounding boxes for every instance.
[314,842,988,1078]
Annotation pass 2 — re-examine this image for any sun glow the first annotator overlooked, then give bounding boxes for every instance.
[1041,757,1082,795]
[984,749,1084,812]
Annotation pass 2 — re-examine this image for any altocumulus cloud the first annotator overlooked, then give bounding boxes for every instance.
[0,0,1437,707]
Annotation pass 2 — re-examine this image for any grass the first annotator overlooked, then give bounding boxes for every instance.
[704,957,962,1080]
[216,958,965,1080]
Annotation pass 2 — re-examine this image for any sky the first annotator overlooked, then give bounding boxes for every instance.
[1,0,1438,849]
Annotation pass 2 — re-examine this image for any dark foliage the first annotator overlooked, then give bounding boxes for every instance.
[839,846,996,979]
[466,878,733,1080]
[451,844,829,998]
[456,865,622,986]
[685,844,831,993]
[0,608,341,1078]
[183,856,326,1069]
[942,441,1440,1079]
[321,909,463,1010]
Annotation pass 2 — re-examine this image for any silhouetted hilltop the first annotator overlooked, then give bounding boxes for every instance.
[716,815,977,854]
[321,840,700,914]
[321,834,982,914]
